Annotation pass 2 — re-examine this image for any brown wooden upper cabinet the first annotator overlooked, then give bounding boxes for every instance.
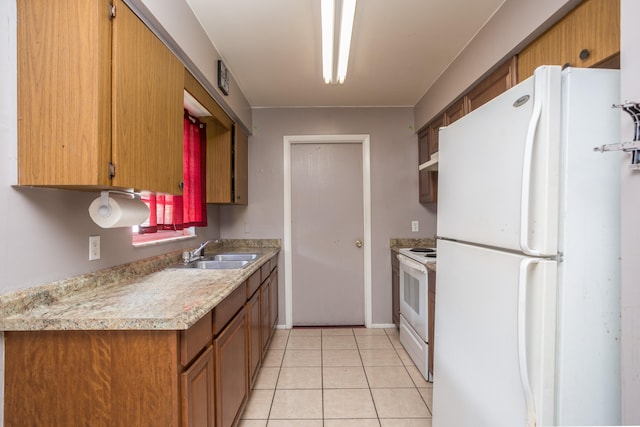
[466,58,518,112]
[418,114,445,204]
[17,0,184,194]
[184,71,249,205]
[417,58,517,204]
[206,123,248,205]
[518,0,620,80]
[202,120,248,205]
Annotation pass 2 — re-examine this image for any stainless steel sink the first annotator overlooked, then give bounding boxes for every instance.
[170,252,260,269]
[180,259,251,269]
[208,253,259,262]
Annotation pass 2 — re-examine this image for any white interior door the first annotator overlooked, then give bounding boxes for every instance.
[290,142,365,326]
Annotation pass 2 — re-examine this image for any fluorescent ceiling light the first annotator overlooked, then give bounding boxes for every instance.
[336,0,356,84]
[321,0,335,84]
[321,0,356,84]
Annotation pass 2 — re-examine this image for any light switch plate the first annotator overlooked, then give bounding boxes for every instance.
[89,235,101,260]
[411,221,419,232]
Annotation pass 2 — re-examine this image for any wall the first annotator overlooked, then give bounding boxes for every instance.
[220,107,436,326]
[414,0,580,130]
[620,1,640,423]
[0,3,222,424]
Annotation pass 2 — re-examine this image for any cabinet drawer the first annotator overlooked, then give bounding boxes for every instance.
[261,255,277,282]
[260,262,270,284]
[180,311,213,367]
[246,270,261,298]
[213,285,246,336]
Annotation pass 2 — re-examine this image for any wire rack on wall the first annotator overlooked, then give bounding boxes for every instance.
[594,101,640,169]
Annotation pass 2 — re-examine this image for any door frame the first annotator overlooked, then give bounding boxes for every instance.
[283,134,372,329]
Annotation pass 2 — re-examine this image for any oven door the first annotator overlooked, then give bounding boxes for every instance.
[398,254,428,341]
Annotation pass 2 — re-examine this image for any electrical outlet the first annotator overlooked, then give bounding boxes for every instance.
[411,221,419,232]
[89,235,101,260]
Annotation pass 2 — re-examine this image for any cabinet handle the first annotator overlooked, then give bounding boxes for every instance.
[178,181,184,191]
[579,48,590,61]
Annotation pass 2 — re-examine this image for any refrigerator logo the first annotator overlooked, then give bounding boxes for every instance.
[513,95,530,108]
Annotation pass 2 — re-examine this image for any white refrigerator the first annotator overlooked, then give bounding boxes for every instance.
[434,66,621,427]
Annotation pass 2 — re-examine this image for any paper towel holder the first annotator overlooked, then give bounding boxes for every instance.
[96,190,139,218]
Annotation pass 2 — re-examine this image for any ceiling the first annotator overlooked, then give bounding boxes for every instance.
[185,0,507,108]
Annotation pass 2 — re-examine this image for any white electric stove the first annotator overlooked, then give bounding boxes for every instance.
[397,247,436,381]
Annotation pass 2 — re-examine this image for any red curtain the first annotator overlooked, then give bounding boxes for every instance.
[139,111,207,233]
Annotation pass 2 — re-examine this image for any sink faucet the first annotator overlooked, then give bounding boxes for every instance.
[182,239,220,264]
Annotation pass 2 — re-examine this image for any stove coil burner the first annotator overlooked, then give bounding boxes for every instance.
[410,248,435,253]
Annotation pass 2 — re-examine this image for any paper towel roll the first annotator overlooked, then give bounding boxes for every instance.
[88,195,150,228]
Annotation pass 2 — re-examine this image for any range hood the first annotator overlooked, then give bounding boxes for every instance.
[419,152,438,171]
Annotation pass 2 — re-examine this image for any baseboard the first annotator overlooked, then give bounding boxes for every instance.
[275,323,398,330]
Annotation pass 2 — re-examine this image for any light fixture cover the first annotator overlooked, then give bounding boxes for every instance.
[321,0,356,84]
[321,0,335,84]
[337,0,356,84]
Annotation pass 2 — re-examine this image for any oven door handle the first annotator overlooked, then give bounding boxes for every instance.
[397,254,428,274]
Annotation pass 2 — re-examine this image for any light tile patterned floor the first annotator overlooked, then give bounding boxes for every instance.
[239,327,433,427]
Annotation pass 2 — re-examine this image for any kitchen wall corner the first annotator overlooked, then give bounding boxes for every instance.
[620,0,640,423]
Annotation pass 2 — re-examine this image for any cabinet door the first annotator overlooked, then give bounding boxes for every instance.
[17,0,112,187]
[466,58,518,112]
[563,0,620,69]
[517,0,620,80]
[418,116,443,204]
[391,253,400,326]
[181,345,215,427]
[247,290,262,387]
[205,117,234,203]
[444,99,468,125]
[269,270,279,332]
[428,116,445,156]
[261,279,272,356]
[111,0,184,194]
[214,307,249,427]
[234,126,249,205]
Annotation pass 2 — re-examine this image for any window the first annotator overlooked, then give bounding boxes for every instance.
[131,110,208,245]
[132,226,196,246]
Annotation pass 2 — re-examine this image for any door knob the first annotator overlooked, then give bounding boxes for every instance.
[355,240,363,248]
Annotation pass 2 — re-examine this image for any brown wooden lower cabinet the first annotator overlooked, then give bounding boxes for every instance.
[270,270,279,330]
[4,330,182,426]
[247,287,262,387]
[391,252,400,326]
[261,276,272,355]
[182,345,215,427]
[4,260,279,427]
[214,306,249,427]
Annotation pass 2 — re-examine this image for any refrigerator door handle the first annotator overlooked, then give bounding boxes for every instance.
[520,87,543,257]
[518,258,540,427]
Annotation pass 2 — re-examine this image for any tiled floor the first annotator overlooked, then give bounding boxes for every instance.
[239,327,433,427]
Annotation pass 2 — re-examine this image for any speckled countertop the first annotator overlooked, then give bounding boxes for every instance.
[0,240,280,331]
[390,237,437,272]
[389,237,437,252]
